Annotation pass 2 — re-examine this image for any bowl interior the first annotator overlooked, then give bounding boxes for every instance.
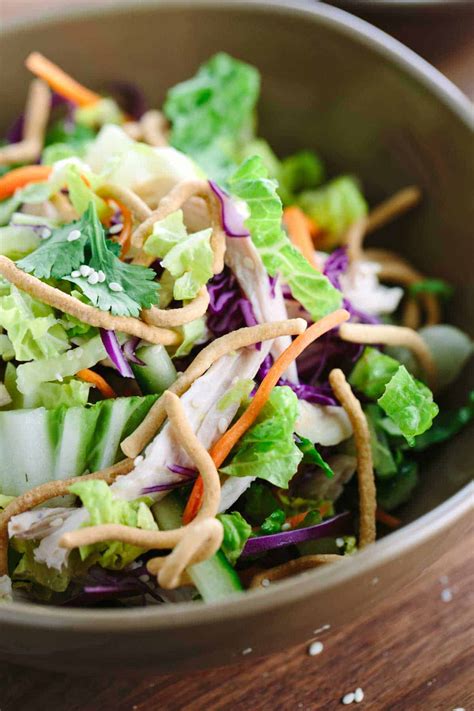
[0,0,472,596]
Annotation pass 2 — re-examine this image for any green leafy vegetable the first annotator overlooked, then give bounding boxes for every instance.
[349,347,400,400]
[217,511,252,565]
[0,285,70,361]
[228,156,342,320]
[144,210,213,300]
[376,459,419,511]
[172,317,206,359]
[165,52,260,180]
[221,386,303,488]
[278,150,325,205]
[295,434,334,479]
[364,404,397,477]
[0,333,14,361]
[66,164,110,219]
[260,509,286,535]
[0,493,14,510]
[75,97,124,129]
[66,203,159,317]
[409,278,453,299]
[12,539,83,594]
[4,365,90,410]
[218,379,254,411]
[242,481,281,524]
[45,119,96,150]
[17,216,89,280]
[0,225,40,260]
[411,391,474,452]
[299,176,367,241]
[69,480,157,570]
[378,366,438,445]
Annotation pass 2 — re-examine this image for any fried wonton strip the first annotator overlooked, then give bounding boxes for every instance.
[365,186,422,235]
[0,80,51,165]
[339,322,436,389]
[402,296,422,330]
[141,286,210,327]
[97,183,152,222]
[344,217,368,263]
[365,248,441,326]
[0,459,133,576]
[59,392,223,589]
[132,179,226,274]
[249,554,343,589]
[329,368,376,548]
[0,256,180,346]
[140,110,169,147]
[120,318,307,458]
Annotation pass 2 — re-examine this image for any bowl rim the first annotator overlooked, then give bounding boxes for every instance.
[0,0,472,631]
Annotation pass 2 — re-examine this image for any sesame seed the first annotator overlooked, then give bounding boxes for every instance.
[134,455,144,466]
[336,537,344,547]
[109,223,123,235]
[354,688,364,703]
[261,578,270,587]
[242,647,252,655]
[67,229,82,242]
[281,522,291,531]
[441,588,453,602]
[39,227,52,239]
[79,265,92,277]
[342,692,355,705]
[71,270,81,278]
[308,641,324,656]
[55,372,63,382]
[109,281,123,292]
[97,270,106,283]
[88,271,99,285]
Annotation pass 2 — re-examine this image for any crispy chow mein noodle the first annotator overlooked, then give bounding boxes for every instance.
[142,286,210,328]
[329,368,376,549]
[97,183,152,223]
[0,79,51,165]
[0,459,133,576]
[249,555,343,589]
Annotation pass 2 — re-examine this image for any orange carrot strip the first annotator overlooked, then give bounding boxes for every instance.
[183,308,350,524]
[114,201,133,259]
[283,206,319,269]
[286,511,308,528]
[0,165,52,200]
[25,52,100,107]
[376,507,402,529]
[303,213,320,239]
[76,369,117,399]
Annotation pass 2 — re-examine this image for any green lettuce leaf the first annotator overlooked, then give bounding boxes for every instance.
[66,164,111,219]
[241,481,281,524]
[299,176,367,241]
[409,278,453,299]
[69,479,158,570]
[410,390,474,452]
[172,317,206,359]
[217,378,254,411]
[164,52,260,180]
[0,333,14,361]
[144,210,213,301]
[278,150,325,205]
[45,119,96,151]
[259,508,286,535]
[75,97,124,129]
[0,285,70,361]
[295,434,334,478]
[364,404,397,477]
[376,459,419,511]
[221,386,303,488]
[228,156,342,320]
[12,539,80,594]
[349,347,400,400]
[0,493,14,510]
[378,366,438,446]
[216,511,252,566]
[3,363,90,409]
[0,225,40,260]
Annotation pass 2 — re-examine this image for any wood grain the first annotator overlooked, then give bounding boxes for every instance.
[1,2,473,709]
[1,527,472,710]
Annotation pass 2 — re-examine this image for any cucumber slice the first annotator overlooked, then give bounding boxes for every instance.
[153,494,243,602]
[0,395,157,496]
[132,344,177,395]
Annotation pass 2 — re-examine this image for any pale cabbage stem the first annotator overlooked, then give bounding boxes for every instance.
[131,179,226,275]
[249,554,343,589]
[329,368,376,549]
[339,321,436,389]
[142,286,210,328]
[345,186,422,262]
[97,183,152,222]
[0,256,180,346]
[0,79,51,165]
[0,459,134,576]
[120,318,308,458]
[60,392,223,590]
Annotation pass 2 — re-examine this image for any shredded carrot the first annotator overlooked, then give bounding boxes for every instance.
[283,206,319,269]
[304,214,320,239]
[76,369,117,399]
[376,507,402,529]
[183,308,350,524]
[25,52,100,107]
[286,511,308,528]
[0,165,52,200]
[112,200,133,258]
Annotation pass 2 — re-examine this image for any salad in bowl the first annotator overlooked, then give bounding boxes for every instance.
[0,52,471,607]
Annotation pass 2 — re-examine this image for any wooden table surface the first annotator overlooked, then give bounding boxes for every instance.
[1,2,474,710]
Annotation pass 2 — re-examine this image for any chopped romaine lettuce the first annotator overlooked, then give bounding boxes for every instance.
[217,378,254,411]
[4,364,90,410]
[278,150,325,205]
[378,366,438,446]
[172,317,206,359]
[376,459,419,511]
[164,52,260,180]
[0,333,14,361]
[65,164,111,219]
[144,210,213,301]
[364,404,397,477]
[75,97,124,129]
[69,479,157,569]
[216,511,252,565]
[410,390,474,452]
[221,386,303,488]
[0,285,70,362]
[0,225,40,259]
[259,508,286,535]
[349,347,400,400]
[228,156,342,320]
[299,176,367,242]
[295,434,335,479]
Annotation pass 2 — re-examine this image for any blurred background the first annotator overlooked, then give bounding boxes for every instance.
[3,0,474,99]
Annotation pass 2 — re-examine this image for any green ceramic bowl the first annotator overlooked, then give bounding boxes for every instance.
[0,0,472,674]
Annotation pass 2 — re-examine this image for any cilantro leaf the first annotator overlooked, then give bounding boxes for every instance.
[17,217,89,280]
[65,203,159,317]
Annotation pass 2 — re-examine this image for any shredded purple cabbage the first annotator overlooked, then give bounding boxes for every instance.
[105,80,148,120]
[167,464,197,477]
[241,511,352,557]
[207,268,258,338]
[323,247,348,290]
[122,337,144,366]
[209,181,250,238]
[100,329,134,378]
[268,274,278,299]
[63,564,163,606]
